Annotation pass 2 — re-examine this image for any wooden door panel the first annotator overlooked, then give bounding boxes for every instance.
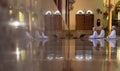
[76,14,94,30]
[76,14,85,30]
[85,14,94,30]
[44,15,62,31]
[53,15,62,30]
[44,15,52,31]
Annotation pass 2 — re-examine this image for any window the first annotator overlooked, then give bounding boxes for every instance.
[76,10,85,14]
[86,10,93,14]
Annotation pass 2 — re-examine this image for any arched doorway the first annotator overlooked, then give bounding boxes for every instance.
[76,10,94,30]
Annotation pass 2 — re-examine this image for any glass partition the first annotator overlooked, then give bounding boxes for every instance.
[1,0,68,39]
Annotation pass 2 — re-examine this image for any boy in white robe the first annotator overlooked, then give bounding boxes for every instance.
[98,26,105,38]
[107,26,116,39]
[89,27,98,39]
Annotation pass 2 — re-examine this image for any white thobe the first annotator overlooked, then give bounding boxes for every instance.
[98,30,105,38]
[107,30,116,39]
[97,39,105,47]
[107,39,116,48]
[89,31,98,39]
[89,39,98,47]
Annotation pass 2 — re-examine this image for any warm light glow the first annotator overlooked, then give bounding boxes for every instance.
[115,0,119,4]
[105,45,109,61]
[32,17,35,22]
[108,44,112,61]
[118,12,120,20]
[9,10,13,15]
[117,48,120,63]
[16,47,21,61]
[16,48,20,55]
[9,21,26,28]
[103,0,106,6]
[21,50,26,61]
[19,11,24,22]
[10,21,20,28]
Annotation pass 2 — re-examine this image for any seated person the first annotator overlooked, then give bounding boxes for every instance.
[35,31,48,39]
[107,26,116,39]
[25,31,33,40]
[89,27,98,39]
[98,26,105,38]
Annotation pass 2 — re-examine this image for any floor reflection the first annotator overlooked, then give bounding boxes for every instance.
[0,37,120,71]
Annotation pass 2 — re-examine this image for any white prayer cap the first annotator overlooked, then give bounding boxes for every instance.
[112,26,116,29]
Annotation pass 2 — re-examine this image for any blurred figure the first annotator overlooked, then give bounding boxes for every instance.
[41,38,48,46]
[107,39,116,48]
[35,31,42,39]
[25,31,33,40]
[97,39,105,47]
[107,26,116,39]
[35,31,48,39]
[41,32,48,39]
[98,26,105,38]
[89,39,98,47]
[89,27,98,39]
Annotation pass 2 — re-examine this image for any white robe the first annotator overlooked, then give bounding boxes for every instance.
[35,31,48,39]
[25,31,33,39]
[98,30,105,38]
[89,39,98,47]
[107,39,116,48]
[107,30,116,39]
[89,31,98,39]
[97,39,105,47]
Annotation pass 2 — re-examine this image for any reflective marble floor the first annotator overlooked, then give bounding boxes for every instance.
[0,32,120,71]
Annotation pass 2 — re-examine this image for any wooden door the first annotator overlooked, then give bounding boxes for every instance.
[53,15,62,30]
[76,14,94,30]
[44,15,62,31]
[76,14,85,30]
[85,14,94,30]
[44,15,53,31]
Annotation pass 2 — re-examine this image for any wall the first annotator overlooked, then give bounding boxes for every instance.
[70,0,104,30]
[37,0,57,31]
[40,0,68,31]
